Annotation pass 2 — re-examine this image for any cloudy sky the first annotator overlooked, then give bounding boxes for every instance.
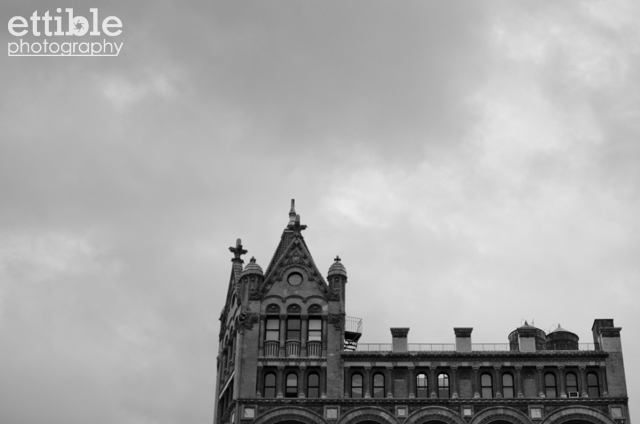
[1,1,639,423]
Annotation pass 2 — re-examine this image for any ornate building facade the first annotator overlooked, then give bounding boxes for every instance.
[215,201,630,424]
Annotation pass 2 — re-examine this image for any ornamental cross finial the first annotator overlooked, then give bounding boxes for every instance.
[334,256,341,262]
[229,238,248,262]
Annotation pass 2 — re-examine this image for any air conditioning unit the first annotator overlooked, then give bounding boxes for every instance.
[568,391,579,398]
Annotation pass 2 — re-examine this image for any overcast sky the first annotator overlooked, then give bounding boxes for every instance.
[1,1,639,423]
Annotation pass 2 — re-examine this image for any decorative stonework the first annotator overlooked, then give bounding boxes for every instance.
[328,314,344,331]
[238,311,260,331]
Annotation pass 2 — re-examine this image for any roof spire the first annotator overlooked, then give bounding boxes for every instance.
[288,199,296,226]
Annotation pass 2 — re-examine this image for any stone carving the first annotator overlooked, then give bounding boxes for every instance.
[238,311,260,330]
[327,313,344,331]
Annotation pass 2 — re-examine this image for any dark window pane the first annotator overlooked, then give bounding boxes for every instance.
[503,387,514,398]
[264,373,276,398]
[287,318,301,341]
[373,374,385,398]
[307,373,320,398]
[546,387,557,398]
[351,374,363,398]
[482,387,493,398]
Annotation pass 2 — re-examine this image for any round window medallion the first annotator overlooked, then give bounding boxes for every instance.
[287,272,303,286]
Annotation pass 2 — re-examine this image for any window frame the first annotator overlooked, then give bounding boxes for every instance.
[437,373,450,398]
[502,373,514,398]
[308,317,322,342]
[351,373,363,399]
[481,373,493,398]
[416,373,429,398]
[263,372,277,398]
[372,373,385,399]
[587,372,600,398]
[286,317,301,341]
[285,372,298,398]
[307,372,320,398]
[265,317,280,341]
[545,372,557,398]
[566,372,578,395]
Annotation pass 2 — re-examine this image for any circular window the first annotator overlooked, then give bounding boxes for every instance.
[287,272,303,286]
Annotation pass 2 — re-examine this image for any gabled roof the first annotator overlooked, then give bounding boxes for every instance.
[253,200,333,299]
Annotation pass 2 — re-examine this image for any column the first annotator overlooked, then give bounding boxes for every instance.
[451,366,459,399]
[408,366,415,398]
[344,366,351,398]
[279,314,287,357]
[277,364,285,398]
[258,314,266,356]
[579,365,588,397]
[558,365,566,398]
[322,314,328,357]
[364,366,372,398]
[472,366,480,398]
[321,365,327,398]
[299,365,307,398]
[386,366,394,398]
[494,365,502,398]
[256,365,263,397]
[515,365,524,398]
[536,365,544,397]
[599,364,608,397]
[429,366,437,398]
[300,314,308,357]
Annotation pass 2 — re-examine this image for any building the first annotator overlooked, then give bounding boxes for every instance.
[215,201,630,424]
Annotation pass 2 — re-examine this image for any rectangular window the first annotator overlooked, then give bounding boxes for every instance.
[265,318,280,341]
[287,318,301,341]
[308,318,322,341]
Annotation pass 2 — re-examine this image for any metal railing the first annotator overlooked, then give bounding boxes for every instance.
[345,316,362,334]
[409,344,456,351]
[354,343,392,351]
[351,342,599,353]
[472,344,510,351]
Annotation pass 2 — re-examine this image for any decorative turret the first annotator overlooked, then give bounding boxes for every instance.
[242,257,263,277]
[328,256,347,277]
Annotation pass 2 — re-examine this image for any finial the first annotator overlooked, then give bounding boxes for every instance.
[229,238,248,263]
[334,256,341,262]
[250,256,256,263]
[290,199,296,216]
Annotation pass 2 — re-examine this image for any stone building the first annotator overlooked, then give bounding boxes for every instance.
[215,201,630,424]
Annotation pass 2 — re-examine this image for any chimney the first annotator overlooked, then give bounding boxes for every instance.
[390,328,409,352]
[454,327,473,352]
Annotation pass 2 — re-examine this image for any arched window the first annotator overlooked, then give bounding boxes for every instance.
[587,372,600,397]
[545,373,557,398]
[481,373,493,398]
[416,373,428,398]
[373,373,385,398]
[351,373,363,398]
[307,373,320,398]
[285,372,298,398]
[502,373,514,398]
[437,373,450,398]
[263,373,276,398]
[566,372,578,396]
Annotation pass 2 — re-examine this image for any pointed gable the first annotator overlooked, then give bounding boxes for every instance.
[253,200,336,300]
